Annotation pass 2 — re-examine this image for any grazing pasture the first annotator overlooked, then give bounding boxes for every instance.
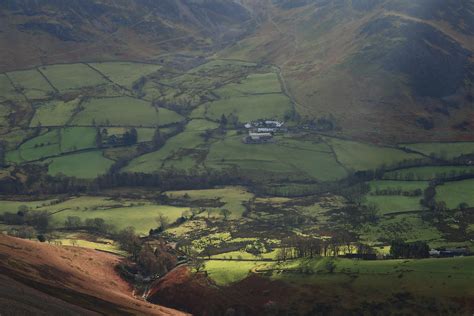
[368,180,429,192]
[30,99,81,127]
[402,142,474,159]
[6,129,61,163]
[205,93,292,122]
[383,165,474,180]
[359,213,442,243]
[70,96,183,127]
[206,134,347,181]
[38,64,108,91]
[46,151,113,179]
[270,256,474,303]
[55,233,126,256]
[124,119,217,173]
[435,179,474,209]
[0,200,55,215]
[88,62,161,89]
[166,186,254,219]
[60,127,97,152]
[0,74,23,102]
[0,195,188,235]
[325,137,423,171]
[364,195,423,215]
[215,72,282,97]
[53,204,188,235]
[189,59,257,74]
[204,260,262,285]
[6,127,97,163]
[7,69,54,100]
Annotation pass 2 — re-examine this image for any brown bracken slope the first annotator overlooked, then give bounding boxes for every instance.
[0,234,186,315]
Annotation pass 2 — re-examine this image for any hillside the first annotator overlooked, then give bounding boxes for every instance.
[0,0,252,72]
[1,0,473,142]
[0,234,185,315]
[220,0,474,142]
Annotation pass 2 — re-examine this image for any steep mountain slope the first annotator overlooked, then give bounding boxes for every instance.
[0,0,473,143]
[220,0,474,142]
[0,234,185,315]
[0,0,252,72]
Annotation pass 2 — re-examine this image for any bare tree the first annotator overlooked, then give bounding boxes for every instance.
[220,209,231,220]
[155,212,170,230]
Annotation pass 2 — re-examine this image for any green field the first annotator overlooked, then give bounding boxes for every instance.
[365,180,427,214]
[56,236,126,256]
[325,137,423,171]
[6,129,61,163]
[204,256,474,299]
[166,186,254,219]
[7,69,54,100]
[189,59,257,74]
[270,256,474,299]
[0,196,136,215]
[88,62,161,89]
[46,151,113,179]
[204,260,262,285]
[0,74,21,102]
[105,127,157,143]
[364,195,423,215]
[70,96,183,127]
[125,119,218,173]
[52,204,188,235]
[0,200,55,215]
[30,99,81,126]
[402,142,474,159]
[384,165,474,180]
[209,249,280,260]
[38,64,108,91]
[205,93,292,122]
[206,134,347,181]
[368,180,429,192]
[435,179,474,209]
[359,213,442,243]
[215,72,282,97]
[6,127,97,163]
[60,127,97,152]
[0,196,189,235]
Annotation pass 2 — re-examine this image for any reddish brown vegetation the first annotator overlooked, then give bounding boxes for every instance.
[0,234,185,315]
[148,266,297,315]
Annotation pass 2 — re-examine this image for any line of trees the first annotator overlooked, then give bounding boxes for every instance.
[115,226,176,276]
[389,240,430,259]
[275,234,373,261]
[372,188,422,197]
[0,207,50,231]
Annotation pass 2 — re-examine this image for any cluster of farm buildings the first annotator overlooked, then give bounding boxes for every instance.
[242,120,285,144]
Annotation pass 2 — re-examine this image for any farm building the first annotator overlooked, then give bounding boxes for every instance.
[243,132,274,144]
[430,248,470,257]
[265,120,284,128]
[245,120,284,130]
[257,127,276,133]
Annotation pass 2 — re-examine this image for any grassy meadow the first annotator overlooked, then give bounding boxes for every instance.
[45,151,114,179]
[206,134,348,181]
[7,68,54,100]
[435,179,474,209]
[88,62,161,89]
[325,137,422,171]
[38,64,108,91]
[165,186,254,219]
[402,142,474,159]
[30,99,81,126]
[70,96,183,127]
[384,165,474,180]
